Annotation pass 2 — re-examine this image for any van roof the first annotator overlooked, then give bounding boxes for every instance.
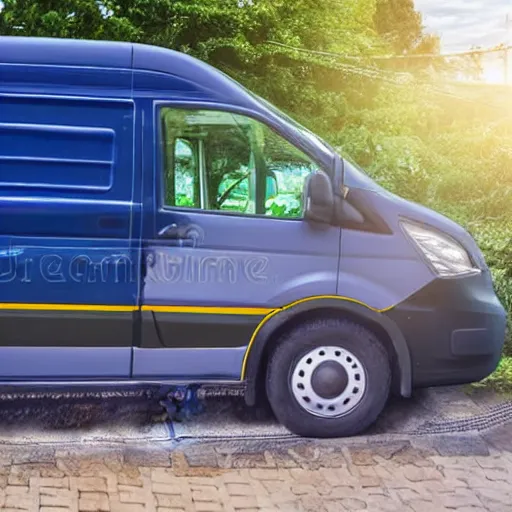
[0,36,249,103]
[0,35,235,78]
[0,36,133,68]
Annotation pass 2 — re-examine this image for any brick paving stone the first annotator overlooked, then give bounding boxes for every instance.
[349,449,377,466]
[193,501,223,511]
[73,476,106,492]
[192,487,220,502]
[229,495,259,509]
[290,484,317,495]
[486,504,512,512]
[110,503,145,512]
[438,489,483,509]
[157,493,188,508]
[262,480,287,493]
[475,487,512,504]
[341,497,368,510]
[39,487,76,508]
[407,499,442,512]
[6,484,29,495]
[226,483,256,496]
[39,476,70,488]
[482,467,509,481]
[8,469,35,486]
[79,491,110,511]
[152,482,183,495]
[360,476,381,488]
[402,465,443,482]
[331,486,362,500]
[119,485,149,504]
[248,469,284,480]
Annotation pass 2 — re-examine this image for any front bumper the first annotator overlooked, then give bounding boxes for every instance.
[385,271,506,388]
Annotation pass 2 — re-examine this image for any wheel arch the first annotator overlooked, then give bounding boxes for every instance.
[242,297,411,406]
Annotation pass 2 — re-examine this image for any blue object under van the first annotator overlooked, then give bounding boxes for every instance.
[0,36,506,437]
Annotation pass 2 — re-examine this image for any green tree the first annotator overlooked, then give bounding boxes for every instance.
[373,0,438,55]
[0,0,138,40]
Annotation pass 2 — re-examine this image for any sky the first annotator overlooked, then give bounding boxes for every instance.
[415,0,512,51]
[414,0,512,82]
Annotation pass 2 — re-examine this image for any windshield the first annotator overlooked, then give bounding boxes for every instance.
[218,69,335,156]
[252,93,335,154]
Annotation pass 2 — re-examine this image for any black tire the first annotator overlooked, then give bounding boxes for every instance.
[265,317,391,438]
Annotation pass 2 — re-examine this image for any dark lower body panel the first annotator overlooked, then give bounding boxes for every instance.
[0,309,134,379]
[386,272,506,388]
[136,310,264,379]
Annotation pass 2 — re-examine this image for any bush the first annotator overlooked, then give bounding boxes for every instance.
[471,223,512,355]
[472,357,512,393]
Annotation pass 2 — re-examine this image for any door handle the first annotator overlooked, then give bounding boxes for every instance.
[157,224,203,247]
[158,223,180,238]
[158,223,195,247]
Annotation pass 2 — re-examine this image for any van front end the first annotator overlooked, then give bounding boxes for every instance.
[340,160,507,393]
[385,271,506,389]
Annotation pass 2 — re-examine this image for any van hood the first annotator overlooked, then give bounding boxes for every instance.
[342,159,488,270]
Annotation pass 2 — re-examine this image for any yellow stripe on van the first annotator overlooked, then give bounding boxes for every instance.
[142,296,392,317]
[141,305,273,316]
[0,296,391,316]
[0,303,136,312]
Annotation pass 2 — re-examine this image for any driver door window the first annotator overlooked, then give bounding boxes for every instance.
[161,108,319,218]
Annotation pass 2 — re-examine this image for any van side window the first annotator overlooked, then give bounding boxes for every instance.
[160,108,319,218]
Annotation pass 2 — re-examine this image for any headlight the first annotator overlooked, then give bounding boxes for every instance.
[401,220,481,278]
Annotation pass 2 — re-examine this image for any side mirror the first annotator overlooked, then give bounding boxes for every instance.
[303,170,334,223]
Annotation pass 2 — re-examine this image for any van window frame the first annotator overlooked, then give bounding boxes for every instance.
[154,101,332,221]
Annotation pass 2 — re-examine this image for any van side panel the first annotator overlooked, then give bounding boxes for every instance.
[0,66,139,379]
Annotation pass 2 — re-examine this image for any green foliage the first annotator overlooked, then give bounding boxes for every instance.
[265,194,302,218]
[471,223,512,355]
[472,357,512,393]
[175,194,195,208]
[0,0,138,40]
[374,0,423,54]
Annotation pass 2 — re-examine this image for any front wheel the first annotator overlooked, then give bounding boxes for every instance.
[265,317,391,438]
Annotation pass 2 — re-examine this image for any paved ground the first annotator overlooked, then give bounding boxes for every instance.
[0,426,511,512]
[0,386,509,511]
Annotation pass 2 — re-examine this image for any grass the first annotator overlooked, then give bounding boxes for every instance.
[471,357,512,394]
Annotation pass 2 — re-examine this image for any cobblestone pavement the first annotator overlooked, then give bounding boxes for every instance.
[0,424,511,512]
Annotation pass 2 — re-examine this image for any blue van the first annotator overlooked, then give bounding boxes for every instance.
[0,36,506,438]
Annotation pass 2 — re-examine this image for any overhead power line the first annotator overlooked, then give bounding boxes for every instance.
[266,41,512,61]
[265,41,509,111]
